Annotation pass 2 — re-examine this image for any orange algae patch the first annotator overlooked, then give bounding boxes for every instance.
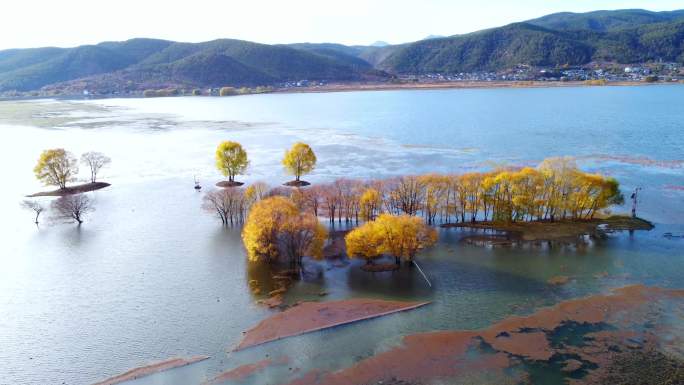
[235,299,431,350]
[92,355,210,385]
[285,285,684,385]
[488,331,553,360]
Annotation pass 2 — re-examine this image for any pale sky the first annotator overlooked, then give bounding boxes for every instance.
[2,0,683,49]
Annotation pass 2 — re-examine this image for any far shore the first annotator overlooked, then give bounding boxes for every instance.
[274,79,680,95]
[2,79,681,103]
[27,181,110,197]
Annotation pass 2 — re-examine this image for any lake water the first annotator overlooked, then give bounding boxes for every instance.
[0,85,683,385]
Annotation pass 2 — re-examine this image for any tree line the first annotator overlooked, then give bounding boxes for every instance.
[204,144,624,269]
[212,156,623,227]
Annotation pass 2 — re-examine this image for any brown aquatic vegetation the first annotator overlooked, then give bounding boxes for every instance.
[235,299,431,350]
[92,355,210,385]
[581,154,684,169]
[283,285,684,385]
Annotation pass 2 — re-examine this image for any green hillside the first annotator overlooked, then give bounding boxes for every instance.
[378,14,684,74]
[379,23,594,73]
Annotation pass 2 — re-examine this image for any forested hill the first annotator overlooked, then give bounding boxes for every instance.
[379,11,684,74]
[0,38,386,92]
[0,8,683,93]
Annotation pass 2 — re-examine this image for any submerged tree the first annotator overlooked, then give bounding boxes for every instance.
[52,194,94,224]
[345,220,383,265]
[282,142,316,182]
[34,149,78,189]
[202,188,248,225]
[81,152,111,183]
[374,214,438,265]
[359,187,382,221]
[346,214,437,266]
[245,181,269,204]
[242,196,327,267]
[21,200,45,224]
[215,141,249,183]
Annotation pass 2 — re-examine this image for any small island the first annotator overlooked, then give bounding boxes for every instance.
[28,181,111,197]
[28,149,111,197]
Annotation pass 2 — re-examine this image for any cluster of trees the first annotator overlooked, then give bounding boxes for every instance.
[226,157,623,226]
[34,149,110,188]
[143,88,181,97]
[204,183,439,269]
[202,156,625,270]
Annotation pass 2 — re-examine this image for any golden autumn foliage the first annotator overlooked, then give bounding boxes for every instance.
[346,214,438,264]
[33,148,78,189]
[282,142,316,181]
[215,141,249,182]
[359,188,382,221]
[242,196,327,265]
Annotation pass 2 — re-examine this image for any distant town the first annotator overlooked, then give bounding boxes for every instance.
[2,61,682,100]
[397,61,682,83]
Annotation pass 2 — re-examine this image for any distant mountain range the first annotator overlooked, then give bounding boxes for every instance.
[1,8,683,93]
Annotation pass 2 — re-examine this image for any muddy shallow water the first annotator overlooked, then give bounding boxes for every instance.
[0,86,683,385]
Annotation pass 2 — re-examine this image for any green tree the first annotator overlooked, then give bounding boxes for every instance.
[219,87,236,96]
[215,141,249,183]
[282,142,316,182]
[33,149,78,189]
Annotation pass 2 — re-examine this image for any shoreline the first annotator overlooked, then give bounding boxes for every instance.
[2,80,681,103]
[273,80,679,95]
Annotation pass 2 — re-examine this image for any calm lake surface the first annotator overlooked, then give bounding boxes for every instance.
[0,86,683,385]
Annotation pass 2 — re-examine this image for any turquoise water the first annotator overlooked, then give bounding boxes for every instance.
[0,85,682,385]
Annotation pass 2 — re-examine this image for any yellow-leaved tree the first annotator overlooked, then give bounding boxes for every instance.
[282,142,316,182]
[242,196,327,267]
[346,214,437,266]
[216,141,248,183]
[34,148,79,189]
[375,214,438,265]
[359,188,382,221]
[345,220,383,265]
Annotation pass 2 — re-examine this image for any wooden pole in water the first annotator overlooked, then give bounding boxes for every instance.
[631,187,641,218]
[412,260,432,288]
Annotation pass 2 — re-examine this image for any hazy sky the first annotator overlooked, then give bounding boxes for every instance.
[2,0,682,49]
